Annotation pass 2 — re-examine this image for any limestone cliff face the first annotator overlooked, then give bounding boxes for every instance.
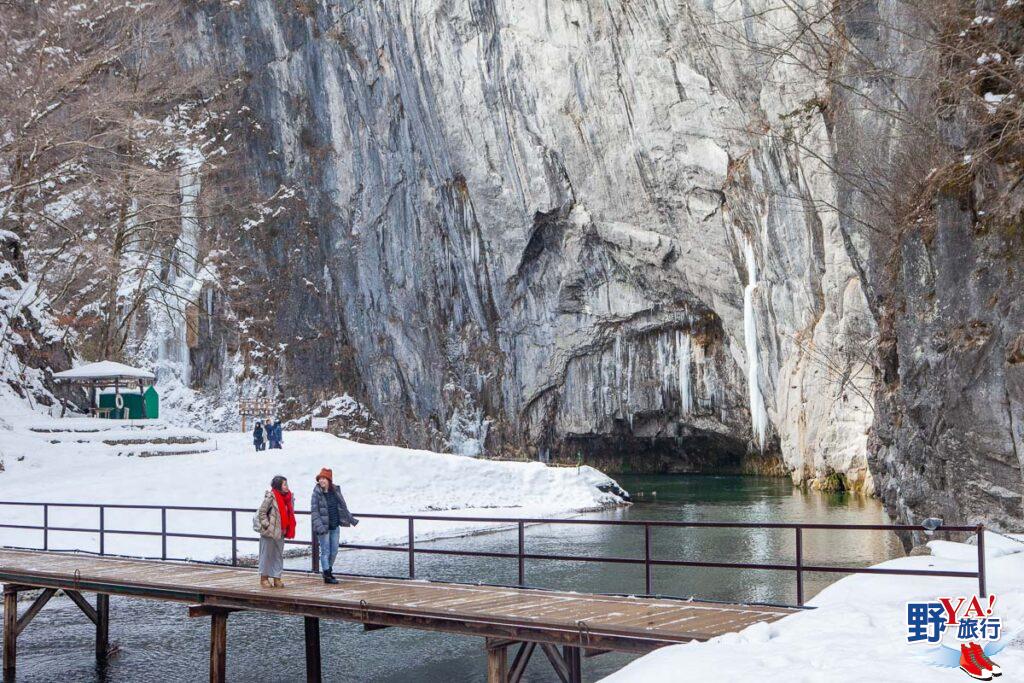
[832,0,1024,533]
[184,1,876,490]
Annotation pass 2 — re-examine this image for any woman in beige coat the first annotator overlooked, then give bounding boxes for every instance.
[257,475,296,588]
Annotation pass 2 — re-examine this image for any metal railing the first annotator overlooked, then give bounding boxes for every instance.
[0,501,986,607]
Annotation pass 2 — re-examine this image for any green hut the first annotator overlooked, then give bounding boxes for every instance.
[98,386,159,419]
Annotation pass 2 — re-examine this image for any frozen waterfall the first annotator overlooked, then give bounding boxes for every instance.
[155,148,205,386]
[743,239,768,450]
[676,331,693,415]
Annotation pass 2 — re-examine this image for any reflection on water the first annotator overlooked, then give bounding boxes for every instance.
[8,475,902,682]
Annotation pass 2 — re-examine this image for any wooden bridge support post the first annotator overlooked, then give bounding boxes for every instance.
[95,594,109,663]
[562,646,582,683]
[3,586,16,683]
[486,638,509,683]
[304,616,321,683]
[209,609,228,683]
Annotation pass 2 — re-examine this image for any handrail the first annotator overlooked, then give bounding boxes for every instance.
[0,500,982,530]
[0,500,986,607]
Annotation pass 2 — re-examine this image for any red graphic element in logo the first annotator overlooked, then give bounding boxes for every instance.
[960,642,1002,680]
[941,595,997,626]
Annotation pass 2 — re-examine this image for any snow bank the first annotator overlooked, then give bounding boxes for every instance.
[601,535,1024,682]
[0,404,626,562]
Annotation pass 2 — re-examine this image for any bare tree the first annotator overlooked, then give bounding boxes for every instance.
[704,0,1022,242]
[0,0,243,364]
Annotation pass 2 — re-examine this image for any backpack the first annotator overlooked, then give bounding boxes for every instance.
[253,497,266,533]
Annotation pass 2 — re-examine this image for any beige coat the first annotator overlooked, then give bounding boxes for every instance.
[258,491,283,540]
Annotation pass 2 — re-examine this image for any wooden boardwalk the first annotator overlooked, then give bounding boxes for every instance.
[0,548,796,682]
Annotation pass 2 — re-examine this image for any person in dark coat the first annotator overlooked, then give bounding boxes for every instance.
[311,467,358,584]
[267,419,280,449]
[272,419,284,448]
[253,421,265,452]
[264,420,275,449]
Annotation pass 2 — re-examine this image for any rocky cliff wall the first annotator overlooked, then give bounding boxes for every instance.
[179,0,878,489]
[832,0,1024,533]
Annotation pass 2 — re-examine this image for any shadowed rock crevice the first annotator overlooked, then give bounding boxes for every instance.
[553,430,783,476]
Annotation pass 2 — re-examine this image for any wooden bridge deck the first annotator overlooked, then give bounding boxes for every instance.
[0,548,797,681]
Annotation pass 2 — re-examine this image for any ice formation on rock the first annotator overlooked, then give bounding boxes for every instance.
[743,239,768,450]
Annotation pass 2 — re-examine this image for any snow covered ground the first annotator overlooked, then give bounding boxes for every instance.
[601,533,1024,682]
[0,402,626,563]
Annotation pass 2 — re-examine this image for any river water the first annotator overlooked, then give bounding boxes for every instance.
[9,475,902,682]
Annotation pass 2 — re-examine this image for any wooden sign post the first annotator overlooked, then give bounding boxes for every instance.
[238,398,275,432]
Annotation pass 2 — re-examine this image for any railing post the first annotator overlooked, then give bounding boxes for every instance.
[977,524,987,598]
[161,508,167,560]
[644,523,653,595]
[42,504,48,551]
[4,585,17,682]
[98,505,105,556]
[311,525,320,573]
[408,517,416,579]
[231,511,238,567]
[795,527,804,607]
[518,521,525,587]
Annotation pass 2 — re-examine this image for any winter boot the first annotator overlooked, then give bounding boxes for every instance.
[323,570,339,584]
[272,577,285,588]
[260,576,271,588]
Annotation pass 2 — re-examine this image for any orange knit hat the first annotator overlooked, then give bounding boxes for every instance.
[316,467,333,483]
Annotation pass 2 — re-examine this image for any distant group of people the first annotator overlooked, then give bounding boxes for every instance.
[253,419,284,451]
[255,468,358,588]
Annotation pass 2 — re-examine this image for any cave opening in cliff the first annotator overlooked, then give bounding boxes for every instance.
[553,427,781,476]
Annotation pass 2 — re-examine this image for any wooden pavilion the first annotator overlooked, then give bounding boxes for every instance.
[53,361,158,419]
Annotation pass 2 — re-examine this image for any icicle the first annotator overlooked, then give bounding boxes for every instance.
[469,228,480,264]
[743,239,768,450]
[614,334,622,380]
[694,340,713,410]
[625,338,633,413]
[323,264,333,293]
[676,330,692,415]
[655,332,666,406]
[614,333,622,417]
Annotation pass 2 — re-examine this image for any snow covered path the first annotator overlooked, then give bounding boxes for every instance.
[601,534,1024,682]
[0,411,625,563]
